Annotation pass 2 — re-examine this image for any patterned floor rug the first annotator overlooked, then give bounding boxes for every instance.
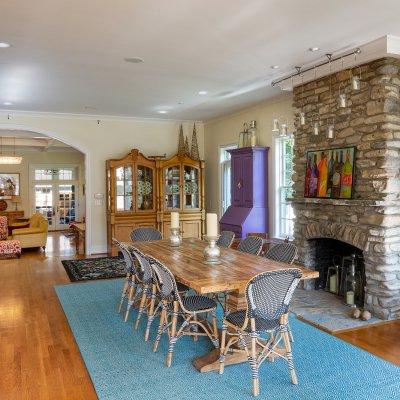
[61,256,125,282]
[55,279,400,400]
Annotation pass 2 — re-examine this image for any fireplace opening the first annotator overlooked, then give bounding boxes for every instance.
[307,238,365,307]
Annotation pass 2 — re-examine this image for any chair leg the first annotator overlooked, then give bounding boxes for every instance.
[219,323,227,374]
[144,284,157,341]
[118,276,129,313]
[193,314,198,341]
[153,305,166,353]
[166,301,179,367]
[124,281,136,322]
[134,285,148,330]
[288,322,294,343]
[212,311,219,348]
[281,315,298,385]
[250,319,260,397]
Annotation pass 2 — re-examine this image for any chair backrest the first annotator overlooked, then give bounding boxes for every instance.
[237,236,263,255]
[264,242,297,264]
[245,269,302,322]
[130,227,162,242]
[217,231,235,248]
[0,216,8,240]
[112,238,134,274]
[147,255,179,301]
[127,245,153,283]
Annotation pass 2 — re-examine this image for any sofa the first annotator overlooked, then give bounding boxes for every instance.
[12,212,49,250]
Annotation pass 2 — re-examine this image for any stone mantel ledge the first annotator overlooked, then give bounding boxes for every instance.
[287,198,400,207]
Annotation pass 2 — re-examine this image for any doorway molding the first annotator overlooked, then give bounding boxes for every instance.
[0,123,92,255]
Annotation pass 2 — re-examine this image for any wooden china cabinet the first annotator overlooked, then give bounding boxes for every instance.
[160,154,205,240]
[106,149,204,255]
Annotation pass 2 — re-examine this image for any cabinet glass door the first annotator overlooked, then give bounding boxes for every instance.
[116,166,133,211]
[164,165,181,209]
[183,165,199,209]
[137,165,154,211]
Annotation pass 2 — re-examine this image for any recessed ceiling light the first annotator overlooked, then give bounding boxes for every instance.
[3,102,12,106]
[158,110,168,114]
[124,57,144,63]
[270,65,279,69]
[309,47,320,52]
[198,91,208,95]
[0,42,11,48]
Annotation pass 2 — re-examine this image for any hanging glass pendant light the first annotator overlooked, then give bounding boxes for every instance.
[300,112,306,125]
[280,123,288,137]
[338,84,347,108]
[295,67,306,126]
[313,121,320,136]
[327,120,335,139]
[351,52,361,91]
[325,53,335,139]
[272,118,280,132]
[0,137,22,165]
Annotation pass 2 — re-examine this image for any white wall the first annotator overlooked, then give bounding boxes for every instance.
[0,150,85,220]
[0,113,204,254]
[203,93,294,237]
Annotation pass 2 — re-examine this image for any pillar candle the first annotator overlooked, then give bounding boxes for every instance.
[170,212,179,229]
[346,291,355,305]
[206,213,218,237]
[329,274,337,293]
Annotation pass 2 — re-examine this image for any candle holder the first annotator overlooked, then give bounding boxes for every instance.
[203,235,221,264]
[169,227,182,247]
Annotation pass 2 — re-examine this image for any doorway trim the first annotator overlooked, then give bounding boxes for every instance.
[0,123,92,255]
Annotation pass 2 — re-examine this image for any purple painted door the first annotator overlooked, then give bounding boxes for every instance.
[242,154,253,207]
[232,155,243,206]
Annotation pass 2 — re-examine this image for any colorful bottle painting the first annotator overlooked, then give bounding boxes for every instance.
[317,151,328,197]
[309,154,319,197]
[305,147,355,199]
[340,149,353,198]
[305,156,312,197]
[327,151,334,197]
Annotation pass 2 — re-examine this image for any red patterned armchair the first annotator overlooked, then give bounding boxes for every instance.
[0,216,21,258]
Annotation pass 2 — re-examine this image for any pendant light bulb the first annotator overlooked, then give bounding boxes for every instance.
[300,112,306,125]
[327,124,335,139]
[272,118,280,132]
[313,122,319,136]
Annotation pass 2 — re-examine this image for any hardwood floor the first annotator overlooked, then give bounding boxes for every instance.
[0,232,399,399]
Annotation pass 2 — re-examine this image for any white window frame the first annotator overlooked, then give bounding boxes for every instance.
[274,134,294,239]
[219,144,237,216]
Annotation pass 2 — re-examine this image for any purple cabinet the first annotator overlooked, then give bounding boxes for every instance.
[220,146,269,238]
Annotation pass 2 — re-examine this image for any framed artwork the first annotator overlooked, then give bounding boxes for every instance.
[304,146,356,199]
[0,173,20,196]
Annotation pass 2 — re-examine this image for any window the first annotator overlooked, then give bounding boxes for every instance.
[220,144,236,215]
[275,135,294,238]
[34,167,77,181]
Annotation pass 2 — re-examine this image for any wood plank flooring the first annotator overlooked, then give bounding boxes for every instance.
[0,232,398,399]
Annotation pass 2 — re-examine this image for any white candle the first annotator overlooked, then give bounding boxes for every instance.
[329,274,337,293]
[206,213,218,237]
[171,212,179,229]
[346,291,355,305]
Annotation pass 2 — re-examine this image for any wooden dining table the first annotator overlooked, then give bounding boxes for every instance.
[128,238,319,372]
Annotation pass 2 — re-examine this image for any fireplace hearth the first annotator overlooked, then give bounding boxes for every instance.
[291,58,400,320]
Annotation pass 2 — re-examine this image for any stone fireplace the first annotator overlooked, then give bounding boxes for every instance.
[291,57,400,320]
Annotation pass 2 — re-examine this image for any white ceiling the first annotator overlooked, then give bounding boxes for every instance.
[1,0,400,121]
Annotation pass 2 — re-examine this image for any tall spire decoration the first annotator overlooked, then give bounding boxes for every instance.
[177,124,185,156]
[184,136,190,156]
[191,123,200,160]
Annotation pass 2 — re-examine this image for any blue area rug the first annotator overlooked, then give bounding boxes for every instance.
[55,279,400,400]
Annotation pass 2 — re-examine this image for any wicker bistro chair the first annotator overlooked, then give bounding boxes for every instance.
[237,236,263,255]
[148,256,219,367]
[216,231,235,248]
[112,238,137,315]
[219,269,302,397]
[264,242,298,264]
[130,227,162,242]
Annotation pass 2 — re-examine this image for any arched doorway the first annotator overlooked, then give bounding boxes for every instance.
[0,124,91,254]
